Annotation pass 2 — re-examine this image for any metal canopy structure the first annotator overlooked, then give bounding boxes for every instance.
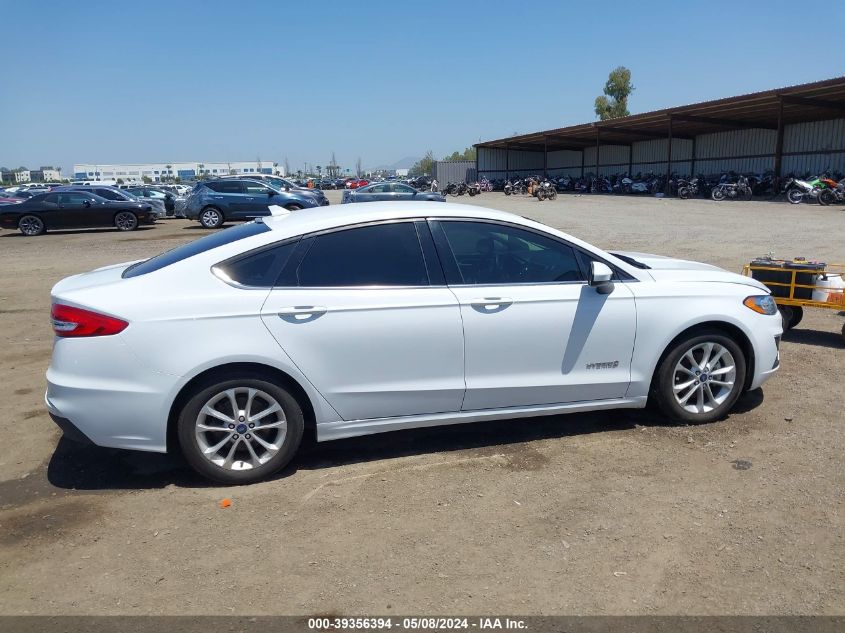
[475,76,845,182]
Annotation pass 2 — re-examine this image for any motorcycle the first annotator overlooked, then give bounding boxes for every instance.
[467,182,482,196]
[678,177,703,199]
[818,177,845,205]
[785,174,827,204]
[535,178,557,201]
[711,174,752,201]
[503,179,526,195]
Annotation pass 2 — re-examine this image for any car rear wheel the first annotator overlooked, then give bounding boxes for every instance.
[18,215,45,236]
[114,211,139,231]
[199,207,224,229]
[177,375,305,484]
[653,330,746,423]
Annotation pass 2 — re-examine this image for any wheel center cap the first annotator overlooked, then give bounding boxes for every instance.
[236,423,248,434]
[700,373,709,382]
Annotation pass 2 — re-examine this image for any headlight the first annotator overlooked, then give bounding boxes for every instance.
[743,295,777,315]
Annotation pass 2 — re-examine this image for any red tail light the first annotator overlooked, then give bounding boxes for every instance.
[51,304,128,338]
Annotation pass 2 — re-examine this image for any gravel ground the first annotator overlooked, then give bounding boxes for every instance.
[0,190,842,615]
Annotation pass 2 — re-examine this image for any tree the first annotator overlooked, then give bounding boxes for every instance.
[142,176,152,184]
[443,146,476,162]
[116,178,124,185]
[409,150,436,177]
[594,66,634,120]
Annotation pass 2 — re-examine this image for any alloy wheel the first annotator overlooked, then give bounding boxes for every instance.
[201,209,221,228]
[672,342,737,414]
[195,387,287,471]
[115,212,138,231]
[19,215,44,236]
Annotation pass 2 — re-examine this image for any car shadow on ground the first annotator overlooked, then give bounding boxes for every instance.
[29,391,764,494]
[782,327,844,349]
[1,227,155,238]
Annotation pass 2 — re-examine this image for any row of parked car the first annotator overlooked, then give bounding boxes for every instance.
[0,173,448,236]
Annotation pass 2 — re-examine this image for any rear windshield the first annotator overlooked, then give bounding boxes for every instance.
[122,221,271,278]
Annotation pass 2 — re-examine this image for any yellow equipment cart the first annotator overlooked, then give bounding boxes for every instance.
[742,258,845,342]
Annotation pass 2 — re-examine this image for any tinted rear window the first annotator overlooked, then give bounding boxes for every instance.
[122,221,271,278]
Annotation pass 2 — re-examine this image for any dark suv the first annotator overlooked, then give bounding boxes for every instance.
[185,179,321,228]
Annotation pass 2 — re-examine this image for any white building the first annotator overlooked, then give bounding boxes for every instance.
[39,168,63,181]
[12,170,31,183]
[72,160,284,183]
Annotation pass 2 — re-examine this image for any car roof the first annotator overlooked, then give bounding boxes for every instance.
[261,201,521,239]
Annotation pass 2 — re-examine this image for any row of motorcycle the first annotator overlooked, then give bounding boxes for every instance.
[480,170,845,205]
[441,179,495,197]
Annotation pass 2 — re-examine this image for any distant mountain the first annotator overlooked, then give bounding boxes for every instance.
[372,156,419,171]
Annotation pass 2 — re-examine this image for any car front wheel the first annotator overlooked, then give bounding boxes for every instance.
[653,330,746,423]
[177,375,304,484]
[199,207,224,229]
[114,211,139,231]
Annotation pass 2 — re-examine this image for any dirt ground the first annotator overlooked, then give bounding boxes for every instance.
[0,190,842,615]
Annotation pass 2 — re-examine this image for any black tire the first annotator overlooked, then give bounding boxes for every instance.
[779,305,803,330]
[285,203,304,211]
[199,206,224,229]
[114,211,139,231]
[177,373,305,485]
[548,190,557,201]
[678,186,691,199]
[711,187,725,201]
[18,214,45,236]
[652,329,747,424]
[818,189,834,206]
[787,189,803,205]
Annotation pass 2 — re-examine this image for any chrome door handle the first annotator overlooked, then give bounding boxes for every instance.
[469,297,513,309]
[277,306,327,318]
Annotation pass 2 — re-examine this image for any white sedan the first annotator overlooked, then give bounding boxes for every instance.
[46,202,782,484]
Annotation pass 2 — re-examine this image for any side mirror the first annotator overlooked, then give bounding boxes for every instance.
[267,190,274,196]
[83,200,92,207]
[285,186,291,192]
[589,261,615,295]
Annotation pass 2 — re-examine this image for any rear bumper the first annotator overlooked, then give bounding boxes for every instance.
[49,412,94,445]
[45,335,173,453]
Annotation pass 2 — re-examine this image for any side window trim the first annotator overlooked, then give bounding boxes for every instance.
[212,236,301,288]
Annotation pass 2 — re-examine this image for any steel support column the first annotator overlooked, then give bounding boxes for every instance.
[665,116,673,194]
[594,127,600,178]
[543,136,548,176]
[505,143,510,180]
[774,98,785,185]
[690,135,697,177]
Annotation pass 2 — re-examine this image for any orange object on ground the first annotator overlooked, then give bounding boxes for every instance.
[219,498,231,508]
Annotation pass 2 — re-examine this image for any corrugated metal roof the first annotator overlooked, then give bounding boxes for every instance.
[476,76,845,151]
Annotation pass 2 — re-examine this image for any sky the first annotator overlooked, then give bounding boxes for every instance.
[1,0,843,176]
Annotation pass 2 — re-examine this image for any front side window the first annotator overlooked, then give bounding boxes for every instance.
[440,221,583,285]
[297,223,428,287]
[95,188,122,200]
[244,182,271,195]
[59,192,94,204]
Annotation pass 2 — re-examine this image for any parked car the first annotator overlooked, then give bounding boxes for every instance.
[0,191,155,235]
[126,186,176,215]
[342,181,445,203]
[45,201,781,483]
[345,178,370,189]
[54,185,167,219]
[221,174,329,207]
[184,178,320,228]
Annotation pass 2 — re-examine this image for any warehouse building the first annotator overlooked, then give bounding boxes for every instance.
[72,160,283,183]
[475,77,845,185]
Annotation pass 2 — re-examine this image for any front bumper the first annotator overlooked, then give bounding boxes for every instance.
[747,319,782,390]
